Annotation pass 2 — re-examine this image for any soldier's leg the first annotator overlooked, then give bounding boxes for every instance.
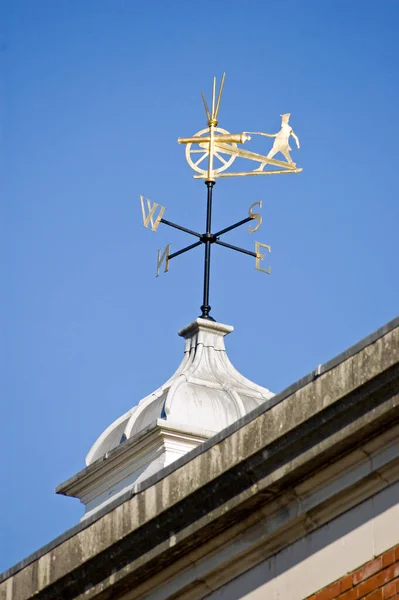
[255,147,276,171]
[281,148,295,166]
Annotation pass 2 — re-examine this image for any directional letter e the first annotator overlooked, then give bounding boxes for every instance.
[255,242,271,274]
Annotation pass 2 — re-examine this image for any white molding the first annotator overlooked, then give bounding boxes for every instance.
[59,420,212,519]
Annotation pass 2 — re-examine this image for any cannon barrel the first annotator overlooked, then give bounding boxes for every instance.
[178,133,250,145]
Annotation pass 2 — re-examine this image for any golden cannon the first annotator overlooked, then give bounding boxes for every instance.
[178,74,302,180]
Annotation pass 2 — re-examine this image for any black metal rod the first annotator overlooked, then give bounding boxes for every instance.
[200,181,215,320]
[160,218,201,239]
[168,240,202,260]
[215,239,257,258]
[214,216,252,238]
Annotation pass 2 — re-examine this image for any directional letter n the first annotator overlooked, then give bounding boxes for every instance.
[140,195,166,232]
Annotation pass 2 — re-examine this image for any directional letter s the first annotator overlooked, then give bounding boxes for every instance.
[248,201,262,233]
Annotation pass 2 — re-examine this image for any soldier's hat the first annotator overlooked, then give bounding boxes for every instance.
[280,113,291,122]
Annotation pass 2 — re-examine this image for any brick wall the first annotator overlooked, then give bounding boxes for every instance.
[305,544,399,600]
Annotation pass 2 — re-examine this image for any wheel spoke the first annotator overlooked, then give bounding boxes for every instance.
[190,149,205,153]
[194,153,209,167]
[214,152,229,165]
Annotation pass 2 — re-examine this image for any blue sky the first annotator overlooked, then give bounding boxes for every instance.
[1,0,398,573]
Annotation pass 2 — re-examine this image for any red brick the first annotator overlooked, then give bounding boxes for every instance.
[383,581,397,599]
[307,552,399,600]
[364,591,382,600]
[359,565,399,597]
[316,581,341,600]
[353,558,383,585]
[383,551,396,568]
[339,589,357,600]
[340,575,353,594]
[358,573,383,598]
[383,565,399,584]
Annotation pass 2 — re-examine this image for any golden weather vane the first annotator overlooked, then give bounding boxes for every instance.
[178,73,302,180]
[139,74,302,321]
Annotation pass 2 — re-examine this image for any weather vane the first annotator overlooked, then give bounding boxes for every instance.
[139,73,302,320]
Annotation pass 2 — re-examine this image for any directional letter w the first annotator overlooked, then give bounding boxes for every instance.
[140,195,166,232]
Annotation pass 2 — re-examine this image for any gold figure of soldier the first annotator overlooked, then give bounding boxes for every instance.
[248,113,300,171]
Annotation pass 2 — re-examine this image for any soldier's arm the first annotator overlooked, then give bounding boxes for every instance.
[291,130,300,149]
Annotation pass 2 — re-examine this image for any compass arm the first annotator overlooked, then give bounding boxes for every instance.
[215,239,257,258]
[160,218,201,239]
[214,216,253,238]
[169,241,202,261]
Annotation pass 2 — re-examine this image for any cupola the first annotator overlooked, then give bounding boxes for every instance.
[57,318,273,519]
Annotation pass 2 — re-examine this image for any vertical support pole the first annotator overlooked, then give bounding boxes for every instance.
[200,181,215,320]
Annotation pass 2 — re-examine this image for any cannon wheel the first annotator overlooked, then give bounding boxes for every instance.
[185,127,238,175]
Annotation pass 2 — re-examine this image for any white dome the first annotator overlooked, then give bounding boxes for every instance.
[86,318,273,466]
